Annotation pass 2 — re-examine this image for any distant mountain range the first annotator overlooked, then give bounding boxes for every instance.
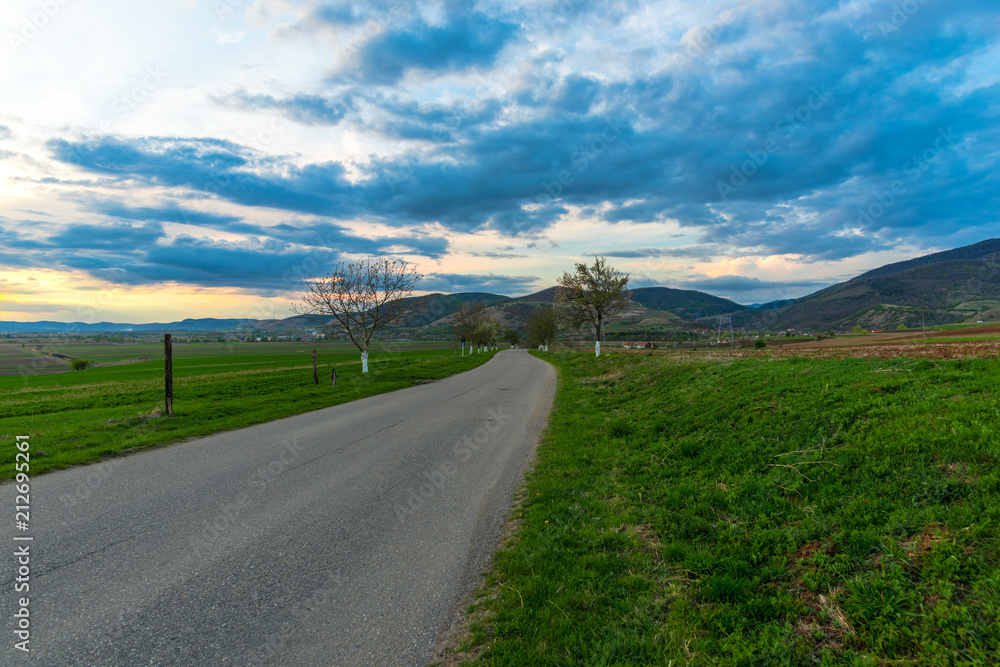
[742,238,1000,331]
[0,318,255,334]
[4,239,998,334]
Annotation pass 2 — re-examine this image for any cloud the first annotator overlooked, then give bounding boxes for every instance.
[40,235,341,292]
[4,193,450,293]
[48,222,167,250]
[49,136,357,217]
[678,274,828,293]
[603,246,721,260]
[330,8,519,85]
[34,0,1000,272]
[420,273,540,295]
[92,200,244,227]
[215,91,354,125]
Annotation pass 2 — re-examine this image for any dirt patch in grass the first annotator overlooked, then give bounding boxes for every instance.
[904,523,952,562]
[939,462,977,484]
[791,542,854,653]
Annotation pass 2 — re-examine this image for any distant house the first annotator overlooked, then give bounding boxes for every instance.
[623,342,652,349]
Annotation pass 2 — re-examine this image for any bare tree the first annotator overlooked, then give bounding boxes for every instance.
[556,256,631,357]
[297,257,423,373]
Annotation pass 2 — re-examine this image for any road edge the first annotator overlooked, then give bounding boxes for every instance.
[429,351,557,665]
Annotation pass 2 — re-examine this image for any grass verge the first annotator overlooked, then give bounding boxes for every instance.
[0,348,496,479]
[451,350,1000,665]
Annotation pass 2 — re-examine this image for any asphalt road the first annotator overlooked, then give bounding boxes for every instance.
[1,349,555,666]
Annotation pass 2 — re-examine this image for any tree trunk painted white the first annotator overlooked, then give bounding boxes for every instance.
[595,340,601,357]
[361,351,369,373]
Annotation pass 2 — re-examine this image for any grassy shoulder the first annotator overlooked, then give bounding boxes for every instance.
[454,350,1000,665]
[0,347,496,479]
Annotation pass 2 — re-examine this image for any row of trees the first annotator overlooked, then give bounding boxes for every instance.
[452,258,632,356]
[452,301,503,351]
[296,255,632,371]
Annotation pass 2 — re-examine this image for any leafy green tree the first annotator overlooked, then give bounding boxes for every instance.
[473,319,502,350]
[555,256,631,357]
[70,358,90,371]
[502,328,521,347]
[852,325,870,335]
[526,306,558,348]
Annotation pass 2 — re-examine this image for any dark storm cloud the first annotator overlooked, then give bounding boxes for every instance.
[42,0,1000,270]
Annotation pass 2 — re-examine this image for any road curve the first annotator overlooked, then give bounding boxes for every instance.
[1,349,555,666]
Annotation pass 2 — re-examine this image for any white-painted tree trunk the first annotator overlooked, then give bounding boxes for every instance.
[361,351,369,373]
[595,340,601,357]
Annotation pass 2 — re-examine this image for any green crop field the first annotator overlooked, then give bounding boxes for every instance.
[452,350,1000,665]
[0,339,460,376]
[0,341,493,479]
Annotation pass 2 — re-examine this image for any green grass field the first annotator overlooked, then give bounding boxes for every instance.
[0,342,492,479]
[456,350,1000,665]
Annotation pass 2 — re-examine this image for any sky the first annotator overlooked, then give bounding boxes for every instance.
[0,0,998,323]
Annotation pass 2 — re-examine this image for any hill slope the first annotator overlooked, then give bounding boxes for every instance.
[752,239,1000,331]
[630,287,749,320]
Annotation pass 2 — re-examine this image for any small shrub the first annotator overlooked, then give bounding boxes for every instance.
[70,358,90,371]
[754,338,766,349]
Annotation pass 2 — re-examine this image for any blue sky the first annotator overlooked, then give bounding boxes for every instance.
[0,0,998,322]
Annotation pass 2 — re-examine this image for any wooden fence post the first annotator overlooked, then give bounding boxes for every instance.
[331,367,336,385]
[164,333,173,415]
[312,349,318,385]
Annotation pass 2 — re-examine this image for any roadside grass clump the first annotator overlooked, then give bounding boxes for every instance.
[455,351,1000,665]
[0,347,496,478]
